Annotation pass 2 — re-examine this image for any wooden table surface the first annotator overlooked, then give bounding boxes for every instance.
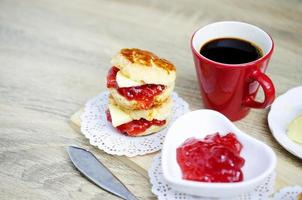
[0,0,301,199]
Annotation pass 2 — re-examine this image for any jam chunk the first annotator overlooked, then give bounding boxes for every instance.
[107,66,119,88]
[176,133,245,183]
[106,110,166,136]
[106,67,166,109]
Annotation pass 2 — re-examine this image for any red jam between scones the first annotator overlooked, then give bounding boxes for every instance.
[106,110,166,136]
[107,66,166,109]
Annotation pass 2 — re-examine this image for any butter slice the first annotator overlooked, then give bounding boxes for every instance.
[288,114,302,144]
[108,103,132,127]
[116,71,142,87]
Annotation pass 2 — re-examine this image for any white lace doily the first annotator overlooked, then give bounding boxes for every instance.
[148,154,276,200]
[272,186,302,200]
[81,92,189,157]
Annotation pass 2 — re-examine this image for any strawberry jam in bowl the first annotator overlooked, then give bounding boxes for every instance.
[161,109,277,198]
[107,66,166,109]
[177,132,245,183]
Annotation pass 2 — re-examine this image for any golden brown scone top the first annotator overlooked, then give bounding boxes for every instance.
[120,48,176,72]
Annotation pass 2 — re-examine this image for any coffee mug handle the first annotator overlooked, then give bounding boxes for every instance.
[243,69,275,109]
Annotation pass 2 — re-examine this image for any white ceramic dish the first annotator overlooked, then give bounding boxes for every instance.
[161,109,277,198]
[268,86,302,159]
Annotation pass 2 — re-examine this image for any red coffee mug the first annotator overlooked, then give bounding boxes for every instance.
[191,21,275,121]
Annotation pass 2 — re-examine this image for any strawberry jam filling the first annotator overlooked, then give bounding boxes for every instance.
[106,110,166,136]
[176,133,245,183]
[106,67,166,109]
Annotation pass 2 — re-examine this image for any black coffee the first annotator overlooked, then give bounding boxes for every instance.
[199,38,263,64]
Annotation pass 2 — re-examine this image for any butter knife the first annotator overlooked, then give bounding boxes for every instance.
[67,146,138,200]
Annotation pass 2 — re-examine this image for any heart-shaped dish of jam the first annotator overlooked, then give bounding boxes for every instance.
[161,109,276,198]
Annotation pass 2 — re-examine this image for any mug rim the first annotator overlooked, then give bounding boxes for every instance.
[190,21,274,68]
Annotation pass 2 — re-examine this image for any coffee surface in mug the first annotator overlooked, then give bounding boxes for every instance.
[199,38,263,64]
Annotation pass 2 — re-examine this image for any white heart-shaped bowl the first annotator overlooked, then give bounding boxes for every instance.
[268,86,302,158]
[162,109,277,198]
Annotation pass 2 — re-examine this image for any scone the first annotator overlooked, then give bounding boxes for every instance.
[108,84,174,110]
[106,97,172,136]
[107,48,176,110]
[109,96,172,121]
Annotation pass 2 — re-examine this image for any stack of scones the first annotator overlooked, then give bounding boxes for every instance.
[106,48,176,136]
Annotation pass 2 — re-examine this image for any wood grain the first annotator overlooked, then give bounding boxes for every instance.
[0,0,301,199]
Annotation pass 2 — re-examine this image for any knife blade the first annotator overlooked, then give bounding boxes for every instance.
[67,146,138,200]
